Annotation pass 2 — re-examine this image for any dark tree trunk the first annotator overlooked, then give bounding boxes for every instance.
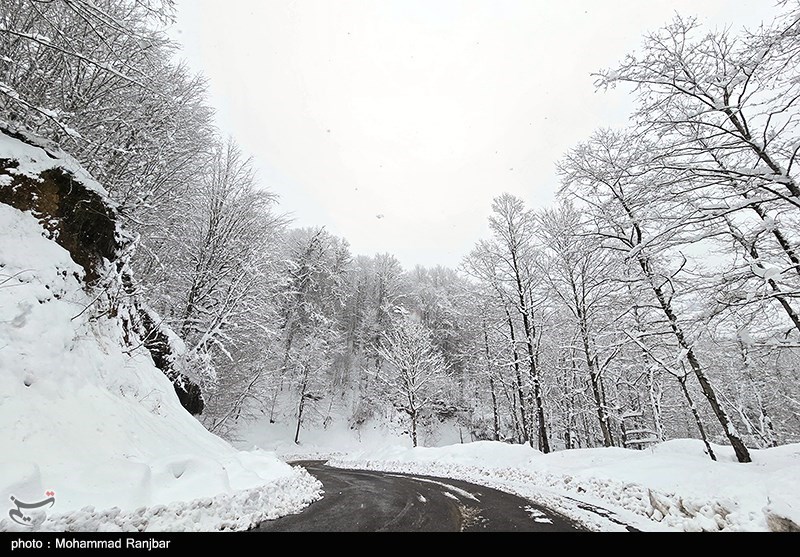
[678,376,716,461]
[587,365,614,447]
[410,410,418,447]
[294,364,310,445]
[484,321,501,441]
[749,202,800,280]
[270,325,296,422]
[511,267,549,452]
[725,217,800,335]
[638,256,751,463]
[505,307,530,445]
[569,276,613,448]
[490,377,500,441]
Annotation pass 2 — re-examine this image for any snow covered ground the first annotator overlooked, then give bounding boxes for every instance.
[236,399,800,532]
[0,132,321,531]
[234,415,465,461]
[329,440,800,532]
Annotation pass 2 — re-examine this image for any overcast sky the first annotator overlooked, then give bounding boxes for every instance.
[171,0,777,269]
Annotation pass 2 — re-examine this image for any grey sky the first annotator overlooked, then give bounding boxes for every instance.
[171,0,777,269]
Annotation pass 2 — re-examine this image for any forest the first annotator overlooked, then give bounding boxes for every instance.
[2,0,799,467]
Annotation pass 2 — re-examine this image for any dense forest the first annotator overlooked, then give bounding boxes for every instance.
[2,0,799,465]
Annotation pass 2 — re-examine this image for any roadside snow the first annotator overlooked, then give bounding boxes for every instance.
[5,471,320,532]
[0,202,321,531]
[329,439,800,532]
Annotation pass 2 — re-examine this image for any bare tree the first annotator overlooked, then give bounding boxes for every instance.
[560,129,753,462]
[376,317,449,447]
[486,194,551,452]
[537,202,623,447]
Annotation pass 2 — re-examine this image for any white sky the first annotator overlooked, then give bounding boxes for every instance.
[171,0,777,269]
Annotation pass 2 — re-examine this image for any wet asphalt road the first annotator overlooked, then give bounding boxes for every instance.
[254,461,586,532]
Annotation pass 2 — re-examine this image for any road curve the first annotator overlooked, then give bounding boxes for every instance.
[254,461,586,532]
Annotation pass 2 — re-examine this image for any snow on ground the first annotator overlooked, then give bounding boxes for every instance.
[234,414,465,461]
[237,397,799,532]
[0,198,321,531]
[329,439,800,532]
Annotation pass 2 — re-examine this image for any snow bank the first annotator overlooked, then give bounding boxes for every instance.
[0,140,321,531]
[330,440,800,532]
[7,472,320,532]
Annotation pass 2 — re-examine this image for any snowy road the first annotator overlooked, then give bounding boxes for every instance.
[254,461,585,532]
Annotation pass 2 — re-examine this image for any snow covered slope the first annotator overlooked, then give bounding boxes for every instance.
[0,130,321,531]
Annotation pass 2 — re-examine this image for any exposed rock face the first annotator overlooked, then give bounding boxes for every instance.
[0,126,204,415]
[137,306,205,415]
[0,164,119,283]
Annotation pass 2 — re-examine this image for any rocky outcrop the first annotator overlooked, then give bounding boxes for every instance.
[136,306,205,415]
[0,125,204,415]
[0,130,121,284]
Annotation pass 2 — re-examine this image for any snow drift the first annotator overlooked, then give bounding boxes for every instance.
[0,128,321,531]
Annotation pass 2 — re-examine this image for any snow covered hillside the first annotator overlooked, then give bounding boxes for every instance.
[0,130,321,531]
[331,440,800,532]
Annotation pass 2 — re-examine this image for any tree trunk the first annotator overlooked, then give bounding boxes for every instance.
[724,217,800,335]
[632,300,665,442]
[678,376,716,461]
[489,376,500,441]
[570,275,613,447]
[270,326,297,422]
[740,342,779,449]
[580,324,613,447]
[532,380,549,452]
[598,374,615,445]
[410,410,418,447]
[294,397,304,445]
[505,307,530,445]
[581,411,592,448]
[720,105,800,199]
[761,405,778,449]
[511,267,549,452]
[639,256,751,463]
[484,321,501,441]
[565,353,580,450]
[648,367,665,442]
[749,202,800,280]
[508,388,522,443]
[294,364,310,445]
[564,372,575,450]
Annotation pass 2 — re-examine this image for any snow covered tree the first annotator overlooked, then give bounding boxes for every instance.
[376,317,450,447]
[463,244,531,445]
[597,10,800,212]
[0,1,212,222]
[135,139,284,429]
[1,0,176,139]
[266,227,350,429]
[464,194,552,451]
[537,202,624,447]
[560,128,752,462]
